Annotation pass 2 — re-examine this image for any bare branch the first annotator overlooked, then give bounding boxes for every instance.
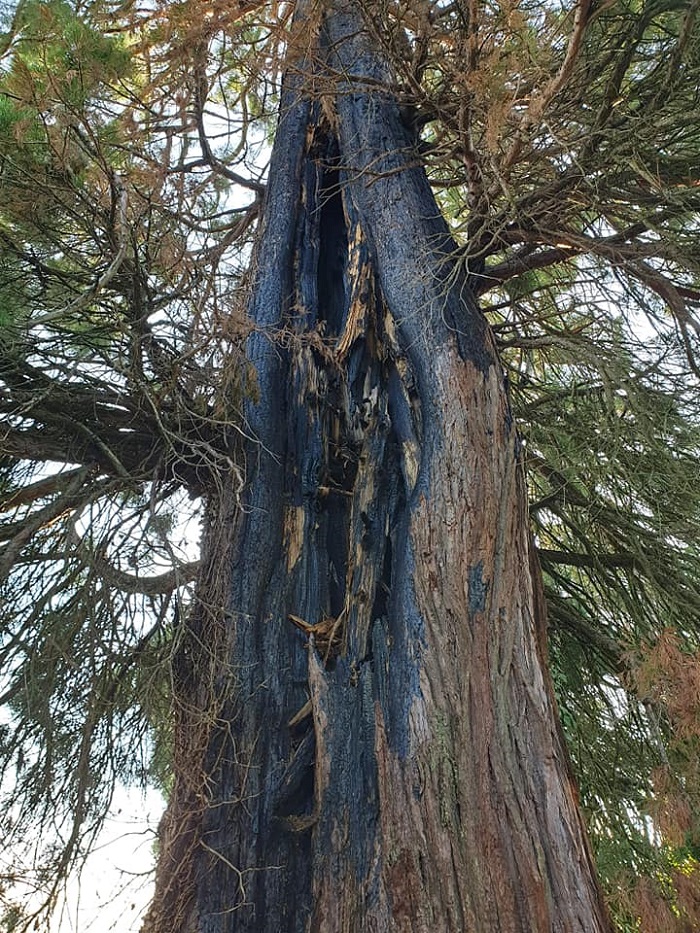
[0,467,94,513]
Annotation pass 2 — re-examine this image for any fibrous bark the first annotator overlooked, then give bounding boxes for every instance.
[146,4,613,931]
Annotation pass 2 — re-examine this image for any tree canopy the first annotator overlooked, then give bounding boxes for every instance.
[1,0,700,929]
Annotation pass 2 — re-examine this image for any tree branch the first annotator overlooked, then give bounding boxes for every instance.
[27,176,129,329]
[0,467,94,513]
[500,0,592,175]
[89,554,200,596]
[547,595,624,669]
[539,548,638,570]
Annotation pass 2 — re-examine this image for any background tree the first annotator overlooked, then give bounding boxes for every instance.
[1,0,700,930]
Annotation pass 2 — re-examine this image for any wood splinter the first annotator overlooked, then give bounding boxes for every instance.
[288,612,344,660]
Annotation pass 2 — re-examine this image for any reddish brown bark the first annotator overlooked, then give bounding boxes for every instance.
[145,4,613,931]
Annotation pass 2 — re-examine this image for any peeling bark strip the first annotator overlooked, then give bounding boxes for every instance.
[147,3,613,932]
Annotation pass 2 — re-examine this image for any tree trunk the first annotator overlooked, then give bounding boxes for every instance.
[145,4,613,931]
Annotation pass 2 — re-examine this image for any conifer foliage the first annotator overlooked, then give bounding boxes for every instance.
[1,0,700,929]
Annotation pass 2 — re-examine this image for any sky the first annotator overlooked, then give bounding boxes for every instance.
[47,786,162,933]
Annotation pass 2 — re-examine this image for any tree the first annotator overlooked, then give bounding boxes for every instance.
[2,0,700,931]
[145,4,613,930]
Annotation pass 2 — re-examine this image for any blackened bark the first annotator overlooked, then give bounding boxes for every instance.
[146,4,613,932]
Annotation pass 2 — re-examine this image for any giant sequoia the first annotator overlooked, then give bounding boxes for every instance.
[3,0,700,930]
[146,5,611,930]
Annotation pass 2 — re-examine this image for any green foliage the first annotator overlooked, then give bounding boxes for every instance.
[1,0,700,928]
[498,258,700,916]
[12,0,130,99]
[0,0,258,921]
[0,1,131,218]
[0,255,28,329]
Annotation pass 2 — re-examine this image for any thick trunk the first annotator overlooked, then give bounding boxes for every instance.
[146,5,612,932]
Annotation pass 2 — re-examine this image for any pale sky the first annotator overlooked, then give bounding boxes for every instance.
[48,787,162,933]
